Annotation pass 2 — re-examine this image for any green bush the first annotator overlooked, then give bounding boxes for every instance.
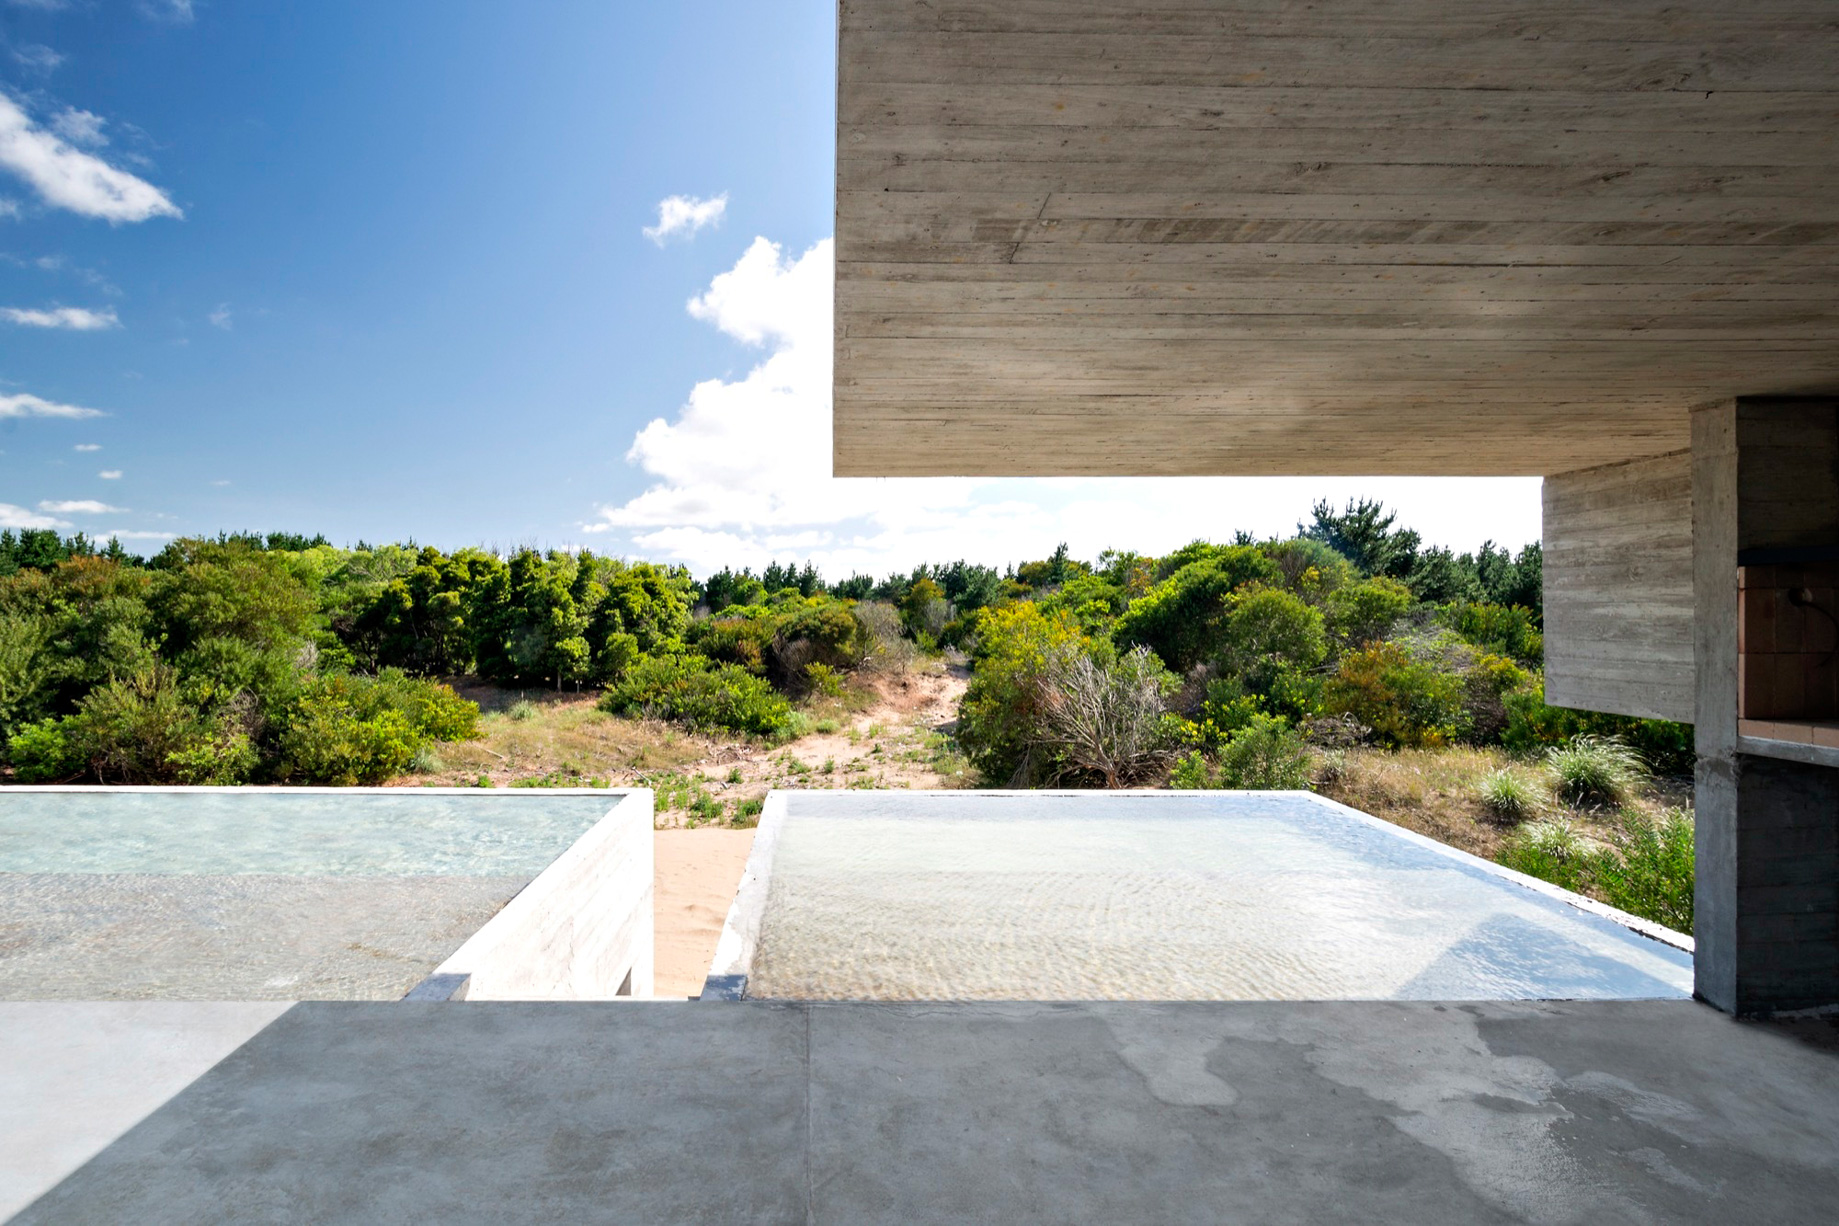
[1498,809,1694,932]
[1112,548,1280,673]
[1502,682,1693,775]
[508,699,538,721]
[1546,735,1646,809]
[1323,641,1465,747]
[1324,577,1413,649]
[1498,820,1593,894]
[956,603,1091,785]
[278,671,479,785]
[1592,808,1694,933]
[6,718,83,781]
[0,612,52,748]
[1216,714,1313,789]
[62,666,258,785]
[1438,601,1543,665]
[1477,767,1541,823]
[1170,750,1214,789]
[1462,652,1530,745]
[1220,587,1328,682]
[599,654,793,738]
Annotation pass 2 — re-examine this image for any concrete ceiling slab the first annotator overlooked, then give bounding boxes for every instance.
[833,0,1839,476]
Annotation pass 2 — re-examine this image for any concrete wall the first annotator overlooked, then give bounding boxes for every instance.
[1543,450,1694,722]
[431,790,654,1000]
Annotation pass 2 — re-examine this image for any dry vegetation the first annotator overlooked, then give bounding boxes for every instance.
[392,661,971,828]
[1317,745,1691,863]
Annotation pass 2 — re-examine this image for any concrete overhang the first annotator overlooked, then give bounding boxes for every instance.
[832,0,1839,478]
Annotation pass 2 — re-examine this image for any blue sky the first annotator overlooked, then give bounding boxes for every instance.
[0,0,1539,575]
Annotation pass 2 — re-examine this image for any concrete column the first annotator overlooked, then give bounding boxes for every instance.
[1692,397,1839,1014]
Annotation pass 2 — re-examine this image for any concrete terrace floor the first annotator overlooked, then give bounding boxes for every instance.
[6,999,1838,1224]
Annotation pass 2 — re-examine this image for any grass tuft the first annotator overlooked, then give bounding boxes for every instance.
[1546,735,1646,809]
[1477,767,1541,824]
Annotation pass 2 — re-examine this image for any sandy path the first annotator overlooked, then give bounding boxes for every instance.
[652,829,755,998]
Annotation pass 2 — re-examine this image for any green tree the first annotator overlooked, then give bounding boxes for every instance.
[1112,548,1280,673]
[1300,498,1419,579]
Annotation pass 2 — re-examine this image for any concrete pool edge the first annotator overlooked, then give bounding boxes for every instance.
[700,791,788,1000]
[702,789,1693,1003]
[421,788,655,1000]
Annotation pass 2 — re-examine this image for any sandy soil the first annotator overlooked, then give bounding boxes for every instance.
[652,828,755,998]
[404,662,971,829]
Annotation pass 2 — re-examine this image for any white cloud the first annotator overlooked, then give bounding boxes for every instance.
[1,304,117,329]
[137,0,194,23]
[73,442,99,451]
[48,107,104,147]
[642,193,727,245]
[0,92,181,222]
[97,469,121,479]
[38,498,123,513]
[586,235,1544,578]
[208,302,231,330]
[98,528,174,541]
[12,45,65,74]
[0,502,67,530]
[0,390,103,419]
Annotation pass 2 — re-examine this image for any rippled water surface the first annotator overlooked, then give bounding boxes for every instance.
[747,792,1693,1001]
[0,790,620,876]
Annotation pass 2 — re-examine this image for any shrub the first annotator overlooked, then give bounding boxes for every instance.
[508,699,538,721]
[280,692,419,786]
[956,603,1090,785]
[1438,601,1543,665]
[1324,577,1413,649]
[1592,808,1694,933]
[278,671,479,785]
[803,662,845,700]
[1501,681,1693,775]
[1220,587,1328,681]
[1323,642,1465,747]
[1477,768,1541,823]
[1216,714,1313,789]
[1498,820,1593,894]
[1546,735,1646,809]
[685,616,773,675]
[7,717,83,781]
[1170,750,1214,789]
[58,666,259,785]
[1030,644,1176,787]
[599,654,793,738]
[0,612,52,747]
[1497,809,1695,932]
[1462,653,1530,744]
[1112,549,1281,673]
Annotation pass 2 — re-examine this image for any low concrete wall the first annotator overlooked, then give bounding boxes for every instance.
[700,793,787,1001]
[431,790,654,1000]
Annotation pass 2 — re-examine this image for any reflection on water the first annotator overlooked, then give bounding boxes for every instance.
[747,793,1692,1002]
[0,790,618,876]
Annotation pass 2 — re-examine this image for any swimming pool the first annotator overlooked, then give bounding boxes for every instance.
[711,791,1693,1002]
[0,787,652,1001]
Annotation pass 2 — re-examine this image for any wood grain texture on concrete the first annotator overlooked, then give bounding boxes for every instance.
[1543,450,1694,722]
[12,1000,1838,1224]
[833,0,1839,477]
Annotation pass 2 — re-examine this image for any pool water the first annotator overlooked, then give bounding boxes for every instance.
[0,788,625,1000]
[745,792,1693,1002]
[0,789,615,876]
